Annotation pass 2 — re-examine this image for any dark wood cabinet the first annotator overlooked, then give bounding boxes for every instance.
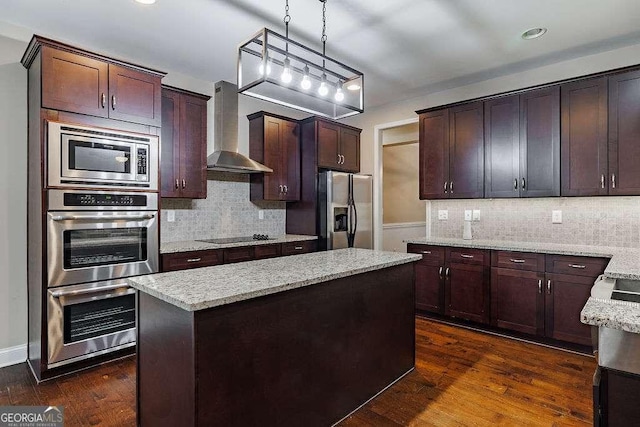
[484,95,520,198]
[561,77,608,196]
[407,244,446,314]
[161,249,223,272]
[314,118,361,173]
[419,102,484,199]
[445,247,490,324]
[491,267,544,335]
[249,112,300,201]
[40,45,162,126]
[544,272,594,346]
[596,368,640,427]
[281,240,318,256]
[160,86,209,199]
[609,69,640,195]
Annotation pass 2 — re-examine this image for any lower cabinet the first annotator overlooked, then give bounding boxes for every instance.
[407,244,446,314]
[491,267,544,335]
[595,367,640,426]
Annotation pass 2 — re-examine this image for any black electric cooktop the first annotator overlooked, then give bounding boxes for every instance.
[197,234,274,244]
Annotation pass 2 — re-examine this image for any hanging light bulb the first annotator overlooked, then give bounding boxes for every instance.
[258,55,272,76]
[334,82,345,102]
[300,65,311,90]
[318,74,329,96]
[281,58,292,84]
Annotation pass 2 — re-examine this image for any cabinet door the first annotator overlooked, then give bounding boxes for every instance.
[262,116,285,200]
[41,46,109,118]
[561,77,608,196]
[419,110,450,199]
[448,102,484,199]
[609,70,640,195]
[108,64,162,126]
[415,264,444,314]
[317,120,341,169]
[160,89,181,198]
[281,120,300,201]
[544,272,593,346]
[520,86,560,197]
[446,262,488,324]
[179,94,208,199]
[339,127,361,173]
[491,268,544,335]
[484,95,520,198]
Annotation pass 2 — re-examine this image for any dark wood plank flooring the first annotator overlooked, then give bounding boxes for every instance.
[0,318,595,426]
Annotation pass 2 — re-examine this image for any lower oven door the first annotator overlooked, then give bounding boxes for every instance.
[47,210,159,287]
[48,280,137,368]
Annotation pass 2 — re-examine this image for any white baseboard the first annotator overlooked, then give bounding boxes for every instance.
[0,343,27,368]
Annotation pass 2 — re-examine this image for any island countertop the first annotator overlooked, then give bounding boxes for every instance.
[160,234,317,254]
[129,248,421,311]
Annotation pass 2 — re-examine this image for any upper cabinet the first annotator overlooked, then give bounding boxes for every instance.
[484,95,520,198]
[38,43,162,127]
[561,77,608,196]
[248,112,301,202]
[160,86,209,199]
[314,118,361,173]
[419,102,484,199]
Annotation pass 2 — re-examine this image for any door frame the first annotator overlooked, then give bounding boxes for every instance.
[373,117,426,250]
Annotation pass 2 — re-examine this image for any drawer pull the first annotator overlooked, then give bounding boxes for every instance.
[294,246,303,250]
[460,254,474,259]
[569,264,586,269]
[509,259,526,263]
[420,250,432,254]
[187,258,202,263]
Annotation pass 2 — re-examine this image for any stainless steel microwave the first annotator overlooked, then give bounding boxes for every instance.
[47,121,159,191]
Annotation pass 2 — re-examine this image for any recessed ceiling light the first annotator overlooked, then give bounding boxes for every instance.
[521,28,547,40]
[135,0,156,4]
[346,84,361,91]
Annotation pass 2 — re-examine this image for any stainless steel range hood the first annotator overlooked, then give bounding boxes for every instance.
[207,81,273,173]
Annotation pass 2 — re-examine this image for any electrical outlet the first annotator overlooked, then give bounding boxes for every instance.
[258,210,264,220]
[438,210,448,220]
[166,210,175,223]
[464,210,472,221]
[472,210,481,221]
[552,210,562,224]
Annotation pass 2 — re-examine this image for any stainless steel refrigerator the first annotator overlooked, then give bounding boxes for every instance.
[318,171,373,250]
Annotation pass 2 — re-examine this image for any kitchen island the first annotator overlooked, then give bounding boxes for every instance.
[128,248,421,426]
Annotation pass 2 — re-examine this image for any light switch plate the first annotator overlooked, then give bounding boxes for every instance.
[552,210,562,224]
[472,210,481,221]
[438,210,448,220]
[258,210,264,220]
[464,210,472,221]
[166,210,175,222]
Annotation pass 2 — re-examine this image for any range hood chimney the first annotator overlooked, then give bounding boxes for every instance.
[207,81,272,173]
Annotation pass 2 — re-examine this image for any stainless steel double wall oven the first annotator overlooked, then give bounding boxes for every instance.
[45,122,159,368]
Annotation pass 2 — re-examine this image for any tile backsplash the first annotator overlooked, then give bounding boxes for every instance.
[430,197,640,248]
[161,172,285,242]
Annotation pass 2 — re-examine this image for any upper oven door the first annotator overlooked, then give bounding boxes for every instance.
[47,211,159,288]
[48,121,158,191]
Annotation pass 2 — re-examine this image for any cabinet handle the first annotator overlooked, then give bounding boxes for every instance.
[612,174,616,189]
[279,185,283,193]
[547,280,551,294]
[538,279,542,294]
[101,93,106,108]
[337,154,341,164]
[444,181,448,193]
[175,179,179,189]
[510,259,526,263]
[294,246,303,250]
[111,95,116,110]
[460,254,474,259]
[601,174,605,189]
[514,178,518,191]
[420,250,432,254]
[187,258,202,263]
[450,181,453,194]
[438,266,443,280]
[182,179,186,189]
[445,267,450,278]
[284,184,288,193]
[569,264,586,269]
[521,177,526,190]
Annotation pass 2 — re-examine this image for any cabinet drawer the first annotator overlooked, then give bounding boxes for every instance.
[447,247,488,266]
[223,246,255,264]
[491,250,545,272]
[254,244,281,260]
[281,240,317,256]
[162,249,223,272]
[407,244,445,266]
[545,255,608,277]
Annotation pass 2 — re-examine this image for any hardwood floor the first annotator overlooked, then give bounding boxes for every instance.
[0,318,595,426]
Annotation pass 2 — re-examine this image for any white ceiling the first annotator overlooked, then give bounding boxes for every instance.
[2,0,640,108]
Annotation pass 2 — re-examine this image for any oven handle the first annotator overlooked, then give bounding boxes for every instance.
[50,284,136,298]
[50,213,155,221]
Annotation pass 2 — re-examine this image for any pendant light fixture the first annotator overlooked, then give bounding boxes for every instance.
[237,0,364,120]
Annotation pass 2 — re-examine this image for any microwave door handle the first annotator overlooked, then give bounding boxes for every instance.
[50,284,136,298]
[50,213,155,221]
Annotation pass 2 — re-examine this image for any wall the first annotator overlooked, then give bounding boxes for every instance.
[382,223,426,253]
[0,62,27,364]
[382,142,424,224]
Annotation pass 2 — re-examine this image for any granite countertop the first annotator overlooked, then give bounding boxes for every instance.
[129,248,421,311]
[405,237,640,280]
[160,234,318,254]
[581,298,640,334]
